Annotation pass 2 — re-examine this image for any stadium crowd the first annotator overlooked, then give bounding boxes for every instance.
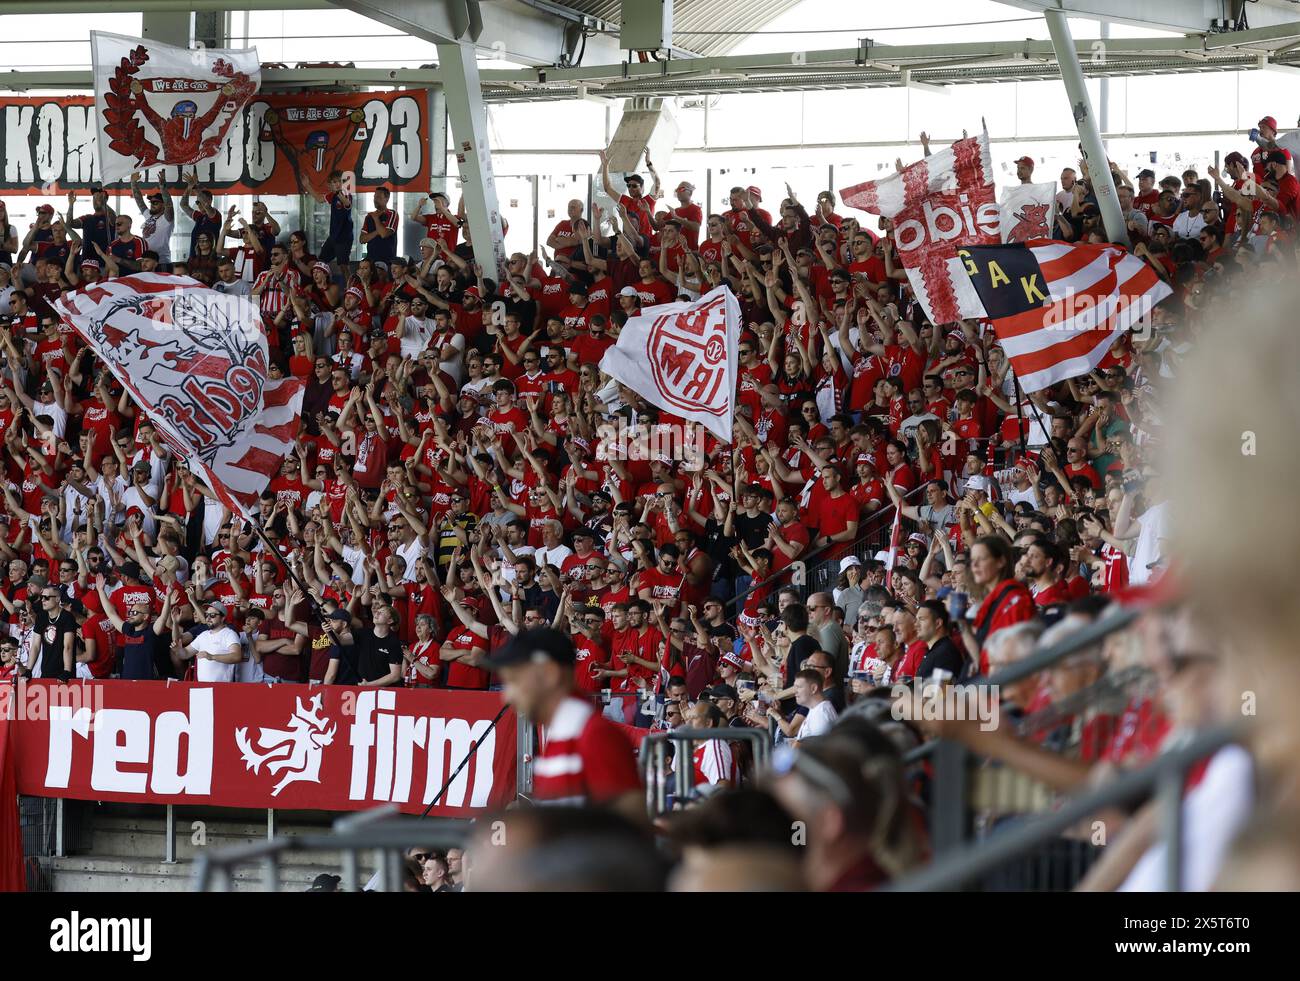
[0,115,1290,890]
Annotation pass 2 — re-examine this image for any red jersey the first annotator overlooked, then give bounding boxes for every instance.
[532,696,641,805]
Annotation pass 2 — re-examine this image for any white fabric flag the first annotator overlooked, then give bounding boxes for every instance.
[599,286,740,444]
[91,30,261,183]
[999,182,1058,243]
[53,273,303,520]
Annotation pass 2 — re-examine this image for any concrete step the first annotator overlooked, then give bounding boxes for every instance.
[85,819,341,866]
[47,854,374,893]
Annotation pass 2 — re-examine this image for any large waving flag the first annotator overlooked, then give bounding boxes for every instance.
[54,274,304,519]
[957,240,1171,393]
[599,285,740,444]
[839,130,998,325]
[92,30,260,183]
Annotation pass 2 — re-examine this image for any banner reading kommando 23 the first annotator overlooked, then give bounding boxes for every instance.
[0,92,429,196]
[8,681,517,817]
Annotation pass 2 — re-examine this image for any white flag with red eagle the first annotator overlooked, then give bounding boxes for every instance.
[999,182,1058,243]
[839,129,998,325]
[53,274,304,519]
[91,31,261,183]
[599,285,741,444]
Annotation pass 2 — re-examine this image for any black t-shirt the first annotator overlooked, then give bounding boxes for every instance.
[734,511,772,550]
[36,609,77,680]
[785,634,820,689]
[120,622,160,681]
[354,627,403,683]
[73,210,111,259]
[918,636,964,680]
[328,641,361,686]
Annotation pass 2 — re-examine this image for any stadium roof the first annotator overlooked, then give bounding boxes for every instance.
[560,0,807,58]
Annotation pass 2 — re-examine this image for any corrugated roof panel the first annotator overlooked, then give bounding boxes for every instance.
[562,0,807,58]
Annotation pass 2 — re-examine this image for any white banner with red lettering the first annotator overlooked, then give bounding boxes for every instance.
[599,285,740,444]
[6,681,516,816]
[53,274,304,520]
[91,30,261,184]
[999,182,1058,243]
[839,130,997,325]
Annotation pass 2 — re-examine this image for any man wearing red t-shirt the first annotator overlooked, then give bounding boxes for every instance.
[809,466,859,561]
[489,627,642,818]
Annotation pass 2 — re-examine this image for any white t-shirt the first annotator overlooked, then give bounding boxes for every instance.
[1120,744,1254,892]
[139,208,174,263]
[534,543,573,572]
[237,630,266,684]
[192,625,241,683]
[33,398,67,439]
[1130,500,1168,585]
[799,699,839,740]
[395,537,426,582]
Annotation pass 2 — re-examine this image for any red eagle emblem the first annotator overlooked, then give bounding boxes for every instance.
[1007,202,1051,243]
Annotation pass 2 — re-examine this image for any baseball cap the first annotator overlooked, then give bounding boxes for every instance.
[746,185,762,201]
[1015,156,1034,167]
[1223,152,1248,169]
[1266,149,1290,165]
[463,285,481,298]
[1136,168,1156,180]
[572,527,597,541]
[80,258,101,271]
[1260,115,1279,130]
[147,191,163,201]
[617,286,639,298]
[839,555,862,572]
[854,452,874,466]
[312,261,331,276]
[485,627,577,670]
[328,608,350,622]
[719,652,747,670]
[906,532,928,547]
[675,181,695,193]
[35,204,54,214]
[307,873,341,893]
[208,602,228,618]
[707,684,739,701]
[568,283,588,297]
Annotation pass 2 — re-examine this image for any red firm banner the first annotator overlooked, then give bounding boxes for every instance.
[0,91,429,196]
[5,681,516,817]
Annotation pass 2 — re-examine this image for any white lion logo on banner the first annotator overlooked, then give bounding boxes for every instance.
[234,695,337,796]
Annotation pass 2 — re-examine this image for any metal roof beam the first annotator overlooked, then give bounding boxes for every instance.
[991,0,1300,34]
[331,0,627,67]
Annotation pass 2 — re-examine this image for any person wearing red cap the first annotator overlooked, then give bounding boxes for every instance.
[1014,156,1035,185]
[1237,149,1300,222]
[1250,115,1282,182]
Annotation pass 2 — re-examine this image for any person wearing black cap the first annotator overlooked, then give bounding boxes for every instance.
[66,186,114,262]
[129,171,175,269]
[1133,168,1160,217]
[489,627,643,819]
[1251,150,1300,221]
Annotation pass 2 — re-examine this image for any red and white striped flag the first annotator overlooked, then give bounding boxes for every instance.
[957,240,1171,393]
[54,274,304,519]
[839,129,998,325]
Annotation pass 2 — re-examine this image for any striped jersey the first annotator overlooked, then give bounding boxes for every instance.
[532,696,641,806]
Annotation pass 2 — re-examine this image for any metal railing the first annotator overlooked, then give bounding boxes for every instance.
[192,806,473,892]
[887,725,1242,891]
[638,727,772,815]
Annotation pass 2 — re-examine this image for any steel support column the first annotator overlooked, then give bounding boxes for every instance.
[438,39,506,277]
[1044,9,1129,247]
[142,9,191,47]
